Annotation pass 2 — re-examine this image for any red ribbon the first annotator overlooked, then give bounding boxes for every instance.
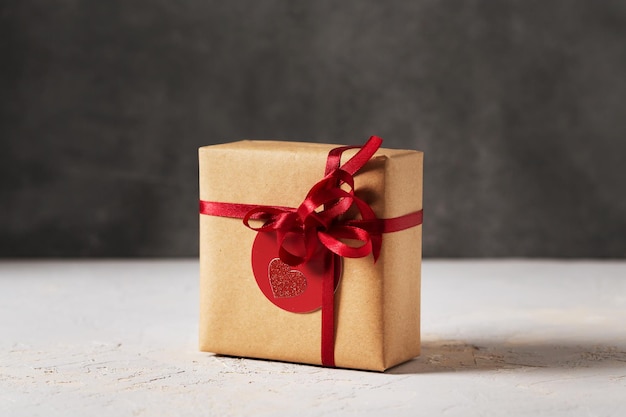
[199,136,423,367]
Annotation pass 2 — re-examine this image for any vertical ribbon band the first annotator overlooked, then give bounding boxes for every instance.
[199,136,423,367]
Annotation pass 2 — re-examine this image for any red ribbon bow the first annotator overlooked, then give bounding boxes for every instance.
[242,135,385,267]
[199,136,423,367]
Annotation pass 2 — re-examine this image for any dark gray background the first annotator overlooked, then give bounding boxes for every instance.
[1,1,625,258]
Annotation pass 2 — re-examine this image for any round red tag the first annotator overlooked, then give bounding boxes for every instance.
[251,231,341,313]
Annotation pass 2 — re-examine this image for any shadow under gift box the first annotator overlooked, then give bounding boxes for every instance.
[198,140,423,371]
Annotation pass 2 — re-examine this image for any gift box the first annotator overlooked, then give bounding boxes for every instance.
[198,136,423,371]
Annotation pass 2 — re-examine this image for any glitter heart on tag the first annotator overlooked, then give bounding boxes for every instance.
[251,230,342,313]
[268,258,307,298]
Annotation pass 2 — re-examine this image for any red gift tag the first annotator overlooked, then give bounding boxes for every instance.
[251,230,341,313]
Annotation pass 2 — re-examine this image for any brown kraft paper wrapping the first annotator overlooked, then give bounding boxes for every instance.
[198,140,423,371]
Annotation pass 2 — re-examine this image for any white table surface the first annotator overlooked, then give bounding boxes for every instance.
[1,260,625,416]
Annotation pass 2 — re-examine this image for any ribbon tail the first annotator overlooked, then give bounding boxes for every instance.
[321,252,338,367]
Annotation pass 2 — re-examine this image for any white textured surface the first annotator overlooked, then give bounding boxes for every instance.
[1,260,625,416]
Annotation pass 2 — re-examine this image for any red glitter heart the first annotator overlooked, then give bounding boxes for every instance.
[268,258,307,298]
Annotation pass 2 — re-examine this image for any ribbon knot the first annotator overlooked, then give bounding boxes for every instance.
[242,163,382,268]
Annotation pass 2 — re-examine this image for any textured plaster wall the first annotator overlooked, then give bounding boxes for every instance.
[1,1,624,257]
